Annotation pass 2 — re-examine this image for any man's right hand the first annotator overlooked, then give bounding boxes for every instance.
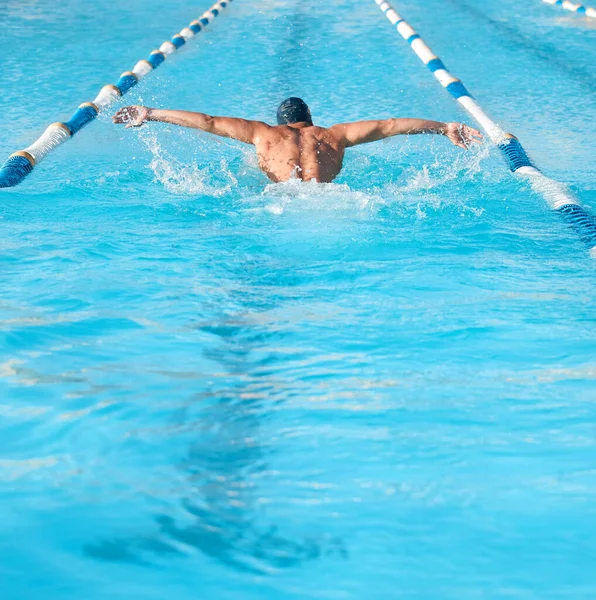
[112,106,151,128]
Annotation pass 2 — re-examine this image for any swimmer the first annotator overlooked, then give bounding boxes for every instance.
[113,97,483,183]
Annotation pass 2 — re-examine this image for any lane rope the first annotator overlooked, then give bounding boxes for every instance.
[543,0,596,18]
[373,0,596,254]
[0,0,233,189]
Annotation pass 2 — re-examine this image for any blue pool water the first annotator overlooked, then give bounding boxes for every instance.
[2,0,596,597]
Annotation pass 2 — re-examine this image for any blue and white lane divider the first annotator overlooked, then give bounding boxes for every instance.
[543,0,596,18]
[0,0,233,189]
[374,0,596,254]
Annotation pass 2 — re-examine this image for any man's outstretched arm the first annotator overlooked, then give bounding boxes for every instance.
[330,118,483,149]
[113,106,270,145]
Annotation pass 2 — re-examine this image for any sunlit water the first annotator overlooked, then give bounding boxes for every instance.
[1,0,596,598]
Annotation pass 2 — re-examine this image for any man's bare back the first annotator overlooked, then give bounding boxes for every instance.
[255,124,346,183]
[113,97,482,184]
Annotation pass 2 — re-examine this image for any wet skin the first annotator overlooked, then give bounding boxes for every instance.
[254,123,346,183]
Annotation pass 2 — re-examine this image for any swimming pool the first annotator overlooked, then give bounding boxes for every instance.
[1,0,596,597]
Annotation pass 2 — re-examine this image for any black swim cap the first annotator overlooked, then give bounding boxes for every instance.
[277,97,312,125]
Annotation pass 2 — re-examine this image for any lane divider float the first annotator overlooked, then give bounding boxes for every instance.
[373,0,596,254]
[543,0,596,18]
[0,0,233,189]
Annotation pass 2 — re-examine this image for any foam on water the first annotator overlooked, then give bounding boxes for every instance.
[258,178,383,215]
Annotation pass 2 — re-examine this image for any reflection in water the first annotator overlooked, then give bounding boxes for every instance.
[85,261,346,572]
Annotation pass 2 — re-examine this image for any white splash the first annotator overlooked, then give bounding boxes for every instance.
[382,143,492,216]
[138,130,237,196]
[256,177,384,216]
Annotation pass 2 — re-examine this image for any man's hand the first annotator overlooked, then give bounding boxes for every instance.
[443,122,483,149]
[112,105,151,128]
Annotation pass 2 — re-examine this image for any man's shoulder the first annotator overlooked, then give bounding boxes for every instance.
[311,125,344,143]
[264,124,335,140]
[299,125,334,137]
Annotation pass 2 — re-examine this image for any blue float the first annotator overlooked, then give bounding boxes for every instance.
[0,154,34,188]
[64,104,98,135]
